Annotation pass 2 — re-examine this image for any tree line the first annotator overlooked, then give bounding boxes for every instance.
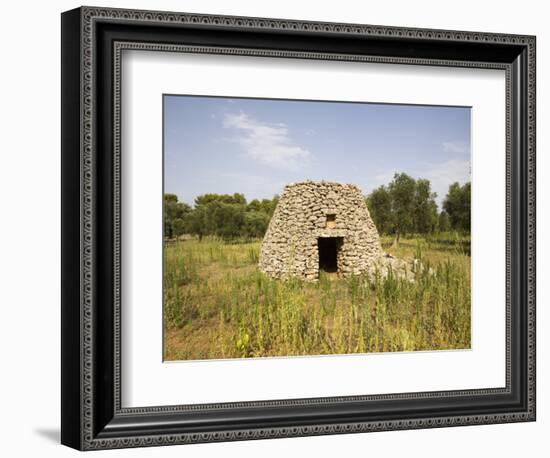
[164,193,279,240]
[165,174,470,241]
[366,172,471,242]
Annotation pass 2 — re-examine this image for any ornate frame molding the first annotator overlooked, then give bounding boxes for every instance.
[61,6,536,450]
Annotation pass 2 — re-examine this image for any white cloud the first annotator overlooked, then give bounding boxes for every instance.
[421,159,471,206]
[223,111,311,171]
[368,159,470,209]
[373,170,397,185]
[218,171,269,187]
[442,141,469,154]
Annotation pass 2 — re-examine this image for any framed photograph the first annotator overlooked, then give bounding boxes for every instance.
[61,6,536,450]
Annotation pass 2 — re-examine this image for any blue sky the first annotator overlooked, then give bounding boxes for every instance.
[164,95,470,210]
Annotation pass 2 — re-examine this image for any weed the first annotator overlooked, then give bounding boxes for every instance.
[163,235,471,360]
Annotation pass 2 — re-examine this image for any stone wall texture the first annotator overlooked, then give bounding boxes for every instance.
[259,181,384,280]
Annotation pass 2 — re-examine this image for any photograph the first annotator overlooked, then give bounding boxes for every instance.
[57,4,537,451]
[163,95,472,361]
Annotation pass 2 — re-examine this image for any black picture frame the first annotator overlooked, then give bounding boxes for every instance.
[61,6,536,450]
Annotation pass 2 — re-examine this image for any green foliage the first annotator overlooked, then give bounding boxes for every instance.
[164,193,278,241]
[247,196,278,215]
[205,201,246,239]
[443,182,471,232]
[388,173,417,239]
[164,194,192,238]
[235,330,252,357]
[244,211,271,238]
[438,211,451,232]
[366,186,393,234]
[163,235,471,360]
[367,173,438,238]
[172,218,186,237]
[195,192,247,206]
[166,173,470,243]
[367,174,470,237]
[414,179,438,234]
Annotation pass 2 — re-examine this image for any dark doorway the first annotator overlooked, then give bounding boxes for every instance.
[318,237,342,273]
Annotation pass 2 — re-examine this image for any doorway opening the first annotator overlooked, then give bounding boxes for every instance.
[317,237,343,273]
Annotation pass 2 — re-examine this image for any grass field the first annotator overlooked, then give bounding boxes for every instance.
[163,233,471,361]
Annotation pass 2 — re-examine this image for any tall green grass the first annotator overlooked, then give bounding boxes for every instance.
[164,236,471,360]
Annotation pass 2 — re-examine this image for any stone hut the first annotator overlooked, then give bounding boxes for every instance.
[259,181,383,280]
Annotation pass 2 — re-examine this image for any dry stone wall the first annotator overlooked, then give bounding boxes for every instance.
[259,181,384,280]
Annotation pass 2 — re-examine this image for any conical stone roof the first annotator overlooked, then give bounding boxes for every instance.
[259,181,383,280]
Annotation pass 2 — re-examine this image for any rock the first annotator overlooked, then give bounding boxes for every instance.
[258,181,387,281]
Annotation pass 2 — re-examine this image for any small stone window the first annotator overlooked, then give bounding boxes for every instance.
[325,214,336,228]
